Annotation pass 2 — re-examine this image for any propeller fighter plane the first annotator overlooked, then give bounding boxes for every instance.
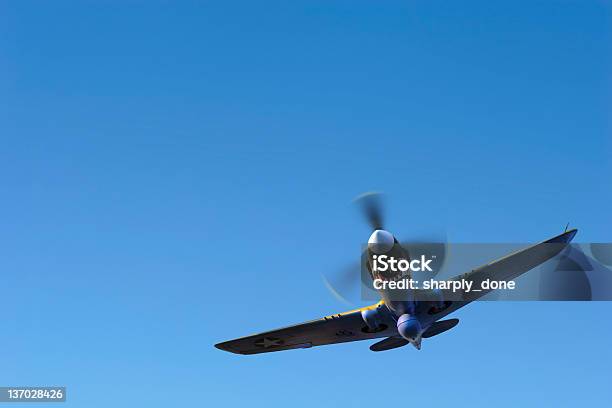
[215,194,578,354]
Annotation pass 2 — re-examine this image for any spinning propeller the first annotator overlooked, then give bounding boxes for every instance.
[322,192,448,304]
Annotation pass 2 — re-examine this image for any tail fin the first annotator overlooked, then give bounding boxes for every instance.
[422,319,459,338]
[369,336,409,352]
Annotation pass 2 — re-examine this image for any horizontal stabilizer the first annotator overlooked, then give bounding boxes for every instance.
[422,319,459,338]
[370,336,409,352]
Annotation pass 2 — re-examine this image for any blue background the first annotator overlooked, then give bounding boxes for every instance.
[1,1,610,406]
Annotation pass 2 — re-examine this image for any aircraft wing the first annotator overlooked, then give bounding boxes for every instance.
[215,302,397,355]
[425,228,578,319]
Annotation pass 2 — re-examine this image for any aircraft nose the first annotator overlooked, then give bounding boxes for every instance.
[368,229,395,254]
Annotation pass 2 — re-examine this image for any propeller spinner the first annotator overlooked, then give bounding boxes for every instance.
[368,229,395,254]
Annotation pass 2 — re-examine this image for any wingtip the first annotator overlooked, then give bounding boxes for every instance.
[545,228,578,244]
[214,341,237,353]
[563,228,578,242]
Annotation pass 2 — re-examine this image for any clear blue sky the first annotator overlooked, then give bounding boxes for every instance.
[1,1,610,407]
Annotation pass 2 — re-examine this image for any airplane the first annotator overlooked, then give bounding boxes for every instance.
[214,194,578,355]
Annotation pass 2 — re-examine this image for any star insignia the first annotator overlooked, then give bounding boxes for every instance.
[254,337,284,348]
